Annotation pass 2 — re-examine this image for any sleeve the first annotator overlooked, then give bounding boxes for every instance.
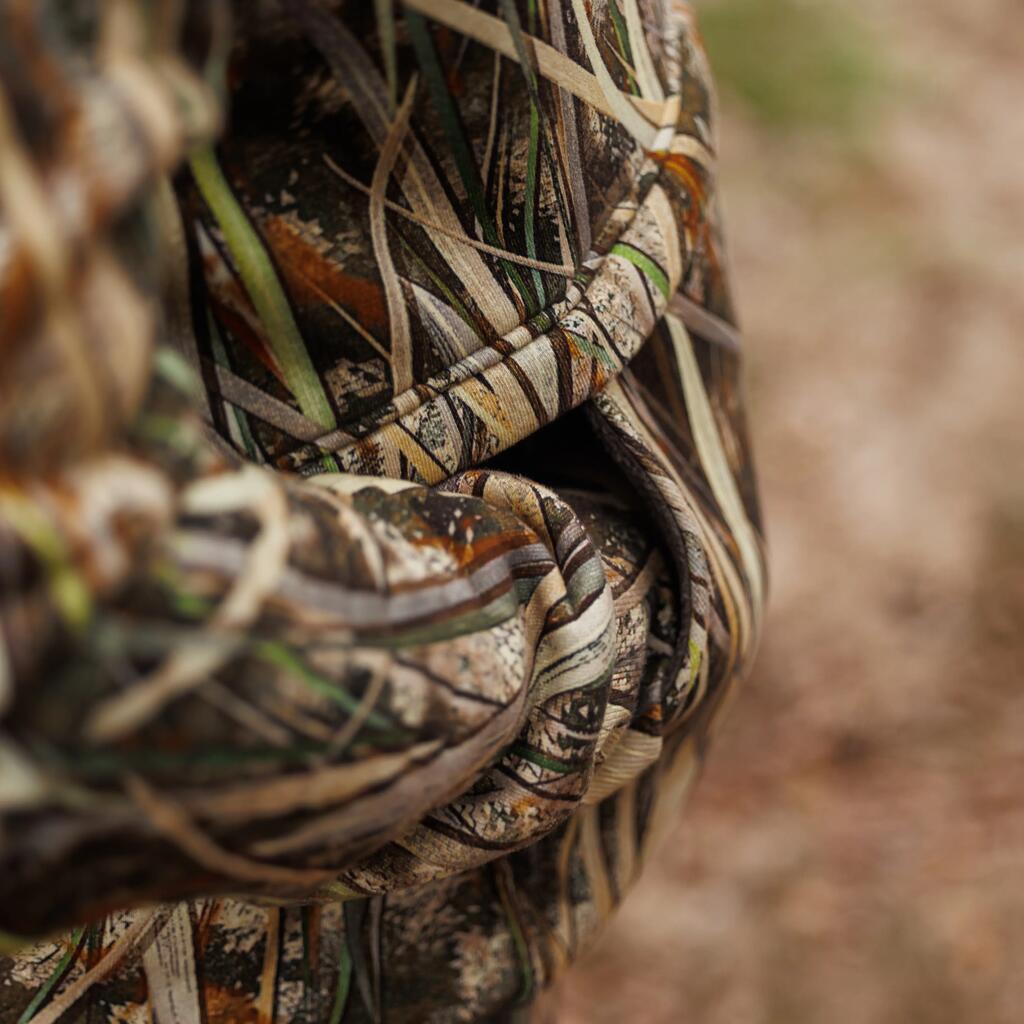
[0,0,673,940]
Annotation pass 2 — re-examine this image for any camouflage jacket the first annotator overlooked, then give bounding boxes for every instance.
[0,1,764,1020]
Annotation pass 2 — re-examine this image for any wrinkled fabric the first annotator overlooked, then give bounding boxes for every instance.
[0,1,765,1021]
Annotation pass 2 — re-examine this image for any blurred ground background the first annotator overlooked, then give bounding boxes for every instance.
[561,0,1024,1020]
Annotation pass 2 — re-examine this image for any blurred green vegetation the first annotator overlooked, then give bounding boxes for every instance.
[699,0,881,129]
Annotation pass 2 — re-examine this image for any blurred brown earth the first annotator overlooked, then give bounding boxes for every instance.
[560,0,1024,1020]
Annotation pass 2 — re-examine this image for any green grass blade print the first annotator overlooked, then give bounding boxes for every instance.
[189,146,338,432]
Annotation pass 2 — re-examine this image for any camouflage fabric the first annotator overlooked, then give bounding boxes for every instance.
[0,1,765,1020]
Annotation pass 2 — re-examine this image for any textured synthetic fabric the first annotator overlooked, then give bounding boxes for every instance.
[0,2,765,1021]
